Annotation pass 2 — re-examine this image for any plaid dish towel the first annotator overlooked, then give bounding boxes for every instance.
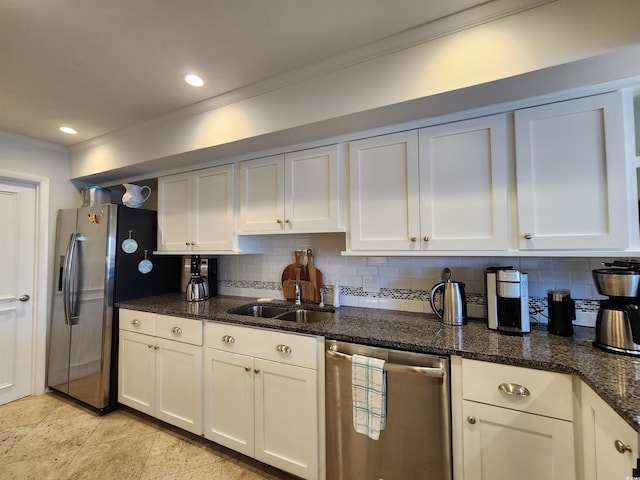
[352,353,386,440]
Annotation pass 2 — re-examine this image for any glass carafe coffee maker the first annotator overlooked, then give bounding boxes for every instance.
[592,259,640,356]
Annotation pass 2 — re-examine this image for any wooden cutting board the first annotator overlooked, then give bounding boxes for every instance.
[306,249,323,303]
[281,250,307,301]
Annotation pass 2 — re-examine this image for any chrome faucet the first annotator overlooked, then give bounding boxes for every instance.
[294,282,301,306]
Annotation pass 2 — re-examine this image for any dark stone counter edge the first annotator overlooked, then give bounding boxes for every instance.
[117,294,640,434]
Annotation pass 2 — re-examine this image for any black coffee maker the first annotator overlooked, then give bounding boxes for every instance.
[547,289,576,336]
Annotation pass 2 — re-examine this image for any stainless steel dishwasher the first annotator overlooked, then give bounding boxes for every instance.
[325,340,452,480]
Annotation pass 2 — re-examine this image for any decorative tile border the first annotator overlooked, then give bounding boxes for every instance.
[218,280,597,315]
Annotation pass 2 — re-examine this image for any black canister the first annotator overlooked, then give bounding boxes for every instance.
[547,289,576,336]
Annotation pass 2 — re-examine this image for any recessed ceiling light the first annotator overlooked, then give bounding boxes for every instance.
[59,126,78,135]
[184,74,204,87]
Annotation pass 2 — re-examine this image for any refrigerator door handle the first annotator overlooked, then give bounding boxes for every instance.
[62,233,79,325]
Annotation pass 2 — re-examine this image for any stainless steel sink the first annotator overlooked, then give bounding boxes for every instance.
[228,304,290,318]
[274,309,334,323]
[228,303,335,323]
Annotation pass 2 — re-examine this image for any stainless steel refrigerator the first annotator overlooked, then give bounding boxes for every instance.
[47,204,179,412]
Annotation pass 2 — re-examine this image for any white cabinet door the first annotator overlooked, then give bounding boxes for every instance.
[254,358,318,480]
[349,130,420,250]
[155,337,203,435]
[192,164,236,251]
[462,400,575,480]
[203,348,255,457]
[157,172,193,251]
[237,155,285,233]
[118,330,155,416]
[419,114,509,251]
[515,91,633,250]
[284,145,342,232]
[580,382,638,480]
[159,166,238,252]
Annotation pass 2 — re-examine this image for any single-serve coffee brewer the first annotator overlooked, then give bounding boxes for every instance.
[486,267,530,335]
[547,289,576,336]
[182,255,217,301]
[592,259,640,356]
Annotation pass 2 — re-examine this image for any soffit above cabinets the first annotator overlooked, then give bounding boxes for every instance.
[2,0,551,147]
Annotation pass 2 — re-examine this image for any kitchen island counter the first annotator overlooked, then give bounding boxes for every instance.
[117,293,640,433]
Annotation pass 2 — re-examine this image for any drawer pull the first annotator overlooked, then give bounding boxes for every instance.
[130,319,140,326]
[154,346,159,350]
[276,344,292,354]
[245,367,251,372]
[615,440,632,454]
[170,326,182,335]
[467,416,476,425]
[498,382,530,397]
[222,335,235,343]
[147,344,153,349]
[254,369,261,374]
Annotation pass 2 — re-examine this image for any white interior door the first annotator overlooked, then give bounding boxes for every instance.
[0,179,36,405]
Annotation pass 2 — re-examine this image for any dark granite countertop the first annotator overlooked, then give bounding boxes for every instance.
[117,293,640,434]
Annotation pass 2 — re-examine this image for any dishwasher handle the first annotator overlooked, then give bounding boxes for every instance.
[326,348,445,379]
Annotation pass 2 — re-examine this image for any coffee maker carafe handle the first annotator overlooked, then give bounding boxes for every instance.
[429,282,445,320]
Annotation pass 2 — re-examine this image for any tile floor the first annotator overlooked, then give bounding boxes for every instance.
[0,392,298,480]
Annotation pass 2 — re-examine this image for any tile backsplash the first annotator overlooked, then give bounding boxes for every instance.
[216,233,616,328]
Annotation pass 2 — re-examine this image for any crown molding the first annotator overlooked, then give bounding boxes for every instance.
[0,130,68,154]
[70,0,556,154]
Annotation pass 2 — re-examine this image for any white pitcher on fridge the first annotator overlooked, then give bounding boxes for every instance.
[122,183,151,208]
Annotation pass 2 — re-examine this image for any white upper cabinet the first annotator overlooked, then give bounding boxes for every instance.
[514,91,635,250]
[237,145,344,234]
[349,130,421,250]
[158,164,259,254]
[237,154,285,233]
[419,114,509,251]
[349,115,509,252]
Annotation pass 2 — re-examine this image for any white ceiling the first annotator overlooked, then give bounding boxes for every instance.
[0,0,490,147]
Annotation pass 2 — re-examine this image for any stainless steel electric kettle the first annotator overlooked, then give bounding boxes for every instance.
[429,268,467,325]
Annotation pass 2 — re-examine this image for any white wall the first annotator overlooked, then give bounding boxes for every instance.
[69,0,640,183]
[0,131,78,393]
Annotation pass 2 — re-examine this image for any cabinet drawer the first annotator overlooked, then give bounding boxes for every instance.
[206,322,318,369]
[156,314,203,346]
[462,359,573,421]
[119,309,156,336]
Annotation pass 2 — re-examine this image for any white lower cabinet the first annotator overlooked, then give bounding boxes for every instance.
[458,358,575,480]
[578,381,639,480]
[204,322,321,480]
[118,310,203,435]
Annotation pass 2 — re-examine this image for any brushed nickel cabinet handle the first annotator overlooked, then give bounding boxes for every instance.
[254,369,261,374]
[276,344,292,354]
[245,367,251,372]
[523,233,533,240]
[147,344,153,349]
[221,335,235,343]
[131,319,140,326]
[410,237,417,242]
[423,236,429,242]
[615,440,632,454]
[171,326,182,335]
[467,416,476,424]
[498,382,530,397]
[277,219,283,224]
[154,346,159,350]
